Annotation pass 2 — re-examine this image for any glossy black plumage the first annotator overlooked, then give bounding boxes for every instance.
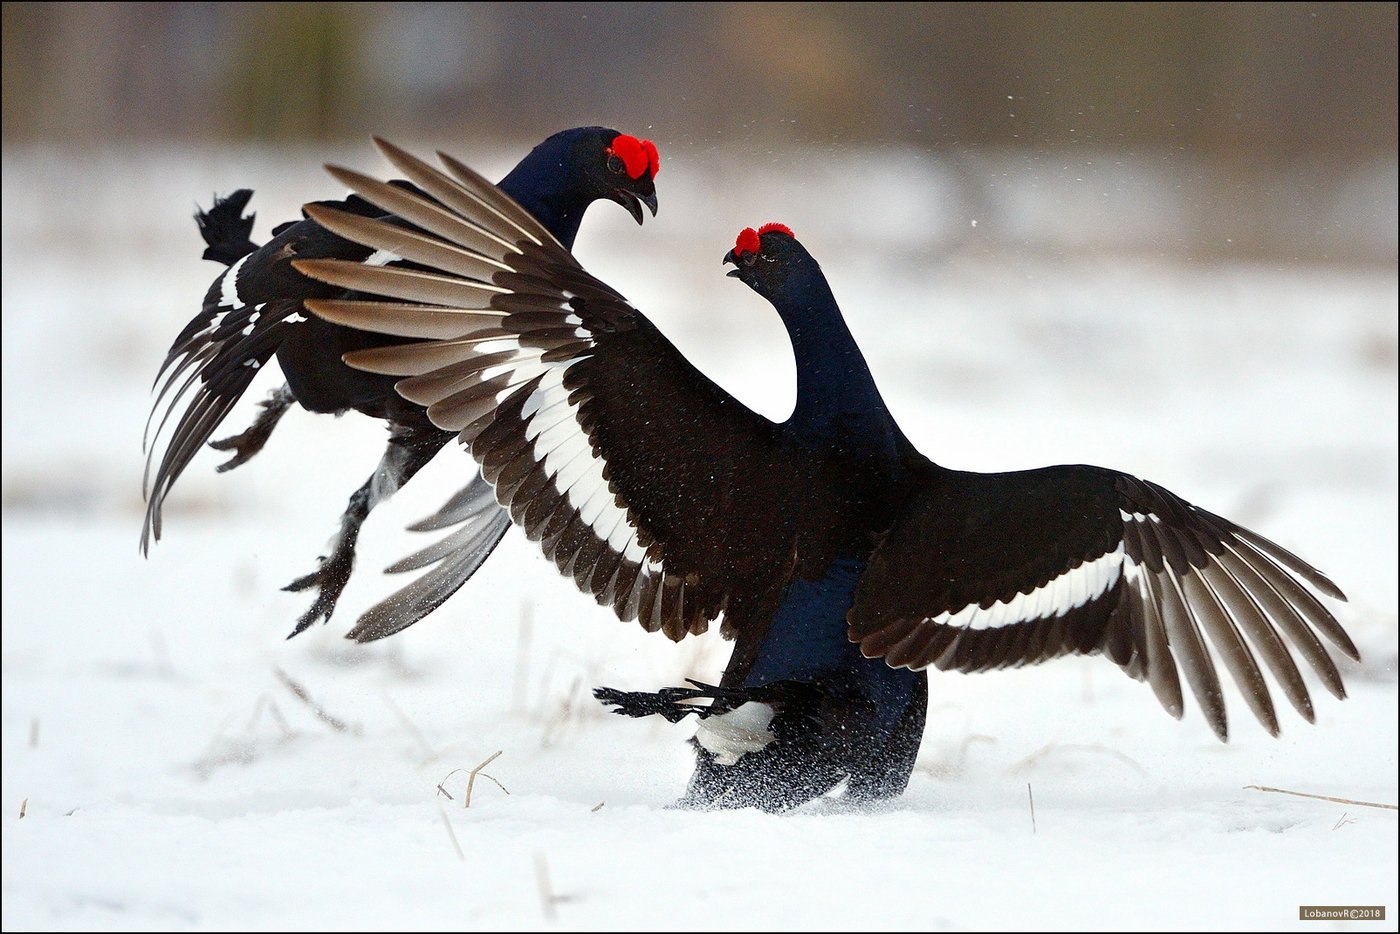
[142,127,659,639]
[294,143,1355,811]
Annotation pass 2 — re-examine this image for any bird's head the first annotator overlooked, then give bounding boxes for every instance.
[722,223,807,295]
[567,127,660,225]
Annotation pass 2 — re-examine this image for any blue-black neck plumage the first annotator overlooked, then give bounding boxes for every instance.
[766,248,904,476]
[737,240,922,742]
[496,132,596,250]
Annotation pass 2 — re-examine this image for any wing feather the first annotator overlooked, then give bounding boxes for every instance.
[302,143,815,640]
[850,465,1351,739]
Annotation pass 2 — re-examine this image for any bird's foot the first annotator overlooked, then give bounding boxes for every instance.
[593,685,714,724]
[209,386,294,472]
[283,546,356,637]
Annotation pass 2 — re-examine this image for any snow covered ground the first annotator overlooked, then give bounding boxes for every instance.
[3,142,1397,931]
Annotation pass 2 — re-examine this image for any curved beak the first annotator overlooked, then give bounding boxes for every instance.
[614,188,659,226]
[722,248,741,278]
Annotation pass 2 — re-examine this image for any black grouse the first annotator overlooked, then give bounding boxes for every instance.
[142,128,660,639]
[288,143,1356,813]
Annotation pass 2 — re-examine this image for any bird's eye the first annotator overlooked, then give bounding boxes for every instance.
[606,152,625,175]
[743,252,758,266]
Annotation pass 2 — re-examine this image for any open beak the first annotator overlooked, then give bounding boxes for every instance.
[614,188,659,226]
[722,248,741,277]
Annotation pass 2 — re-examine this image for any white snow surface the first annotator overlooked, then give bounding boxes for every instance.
[2,143,1397,931]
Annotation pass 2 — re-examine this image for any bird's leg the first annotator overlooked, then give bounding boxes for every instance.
[209,384,296,472]
[840,670,928,804]
[284,419,451,637]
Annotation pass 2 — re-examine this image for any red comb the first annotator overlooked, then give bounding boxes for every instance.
[608,134,656,180]
[734,227,761,257]
[756,222,794,238]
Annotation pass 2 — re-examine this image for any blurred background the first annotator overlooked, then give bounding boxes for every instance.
[2,5,1397,927]
[4,2,1397,260]
[5,3,1397,153]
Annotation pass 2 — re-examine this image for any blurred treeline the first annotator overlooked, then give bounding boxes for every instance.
[3,1,1396,160]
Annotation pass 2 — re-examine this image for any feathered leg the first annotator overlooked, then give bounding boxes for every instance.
[208,383,296,471]
[284,406,452,636]
[842,670,928,803]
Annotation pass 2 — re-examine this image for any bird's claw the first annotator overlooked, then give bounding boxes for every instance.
[594,685,712,723]
[208,387,294,472]
[208,425,271,472]
[283,548,355,637]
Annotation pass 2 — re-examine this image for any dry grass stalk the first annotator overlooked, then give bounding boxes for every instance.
[434,752,510,807]
[1027,783,1037,834]
[1244,785,1398,811]
[274,667,354,734]
[438,804,465,861]
[465,750,508,807]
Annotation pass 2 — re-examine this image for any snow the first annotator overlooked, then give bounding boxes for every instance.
[3,143,1397,931]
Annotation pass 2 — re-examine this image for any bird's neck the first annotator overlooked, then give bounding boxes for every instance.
[497,142,590,250]
[772,274,894,444]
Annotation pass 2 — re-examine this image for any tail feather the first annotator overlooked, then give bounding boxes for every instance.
[196,189,258,265]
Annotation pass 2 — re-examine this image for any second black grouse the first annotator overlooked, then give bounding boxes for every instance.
[143,128,659,640]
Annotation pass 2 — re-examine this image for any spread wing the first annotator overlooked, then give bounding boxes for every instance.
[141,259,308,553]
[346,471,514,642]
[849,464,1356,739]
[140,195,398,553]
[294,139,827,640]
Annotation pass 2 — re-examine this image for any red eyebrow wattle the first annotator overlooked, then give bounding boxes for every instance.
[756,222,794,238]
[734,227,761,256]
[609,135,652,180]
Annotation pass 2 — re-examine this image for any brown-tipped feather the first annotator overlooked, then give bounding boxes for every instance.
[302,203,512,280]
[1180,571,1278,736]
[392,349,531,402]
[1229,522,1348,602]
[1203,560,1315,723]
[307,298,507,340]
[423,374,520,430]
[1231,537,1359,661]
[1155,562,1229,741]
[1215,548,1347,700]
[1137,573,1185,718]
[433,147,560,247]
[292,258,505,309]
[344,331,514,376]
[324,163,521,256]
[370,137,555,250]
[347,508,510,643]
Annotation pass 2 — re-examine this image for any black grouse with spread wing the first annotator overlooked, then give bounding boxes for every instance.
[142,128,659,640]
[292,144,1355,812]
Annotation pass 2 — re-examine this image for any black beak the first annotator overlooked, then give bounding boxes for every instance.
[722,248,741,277]
[615,188,659,226]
